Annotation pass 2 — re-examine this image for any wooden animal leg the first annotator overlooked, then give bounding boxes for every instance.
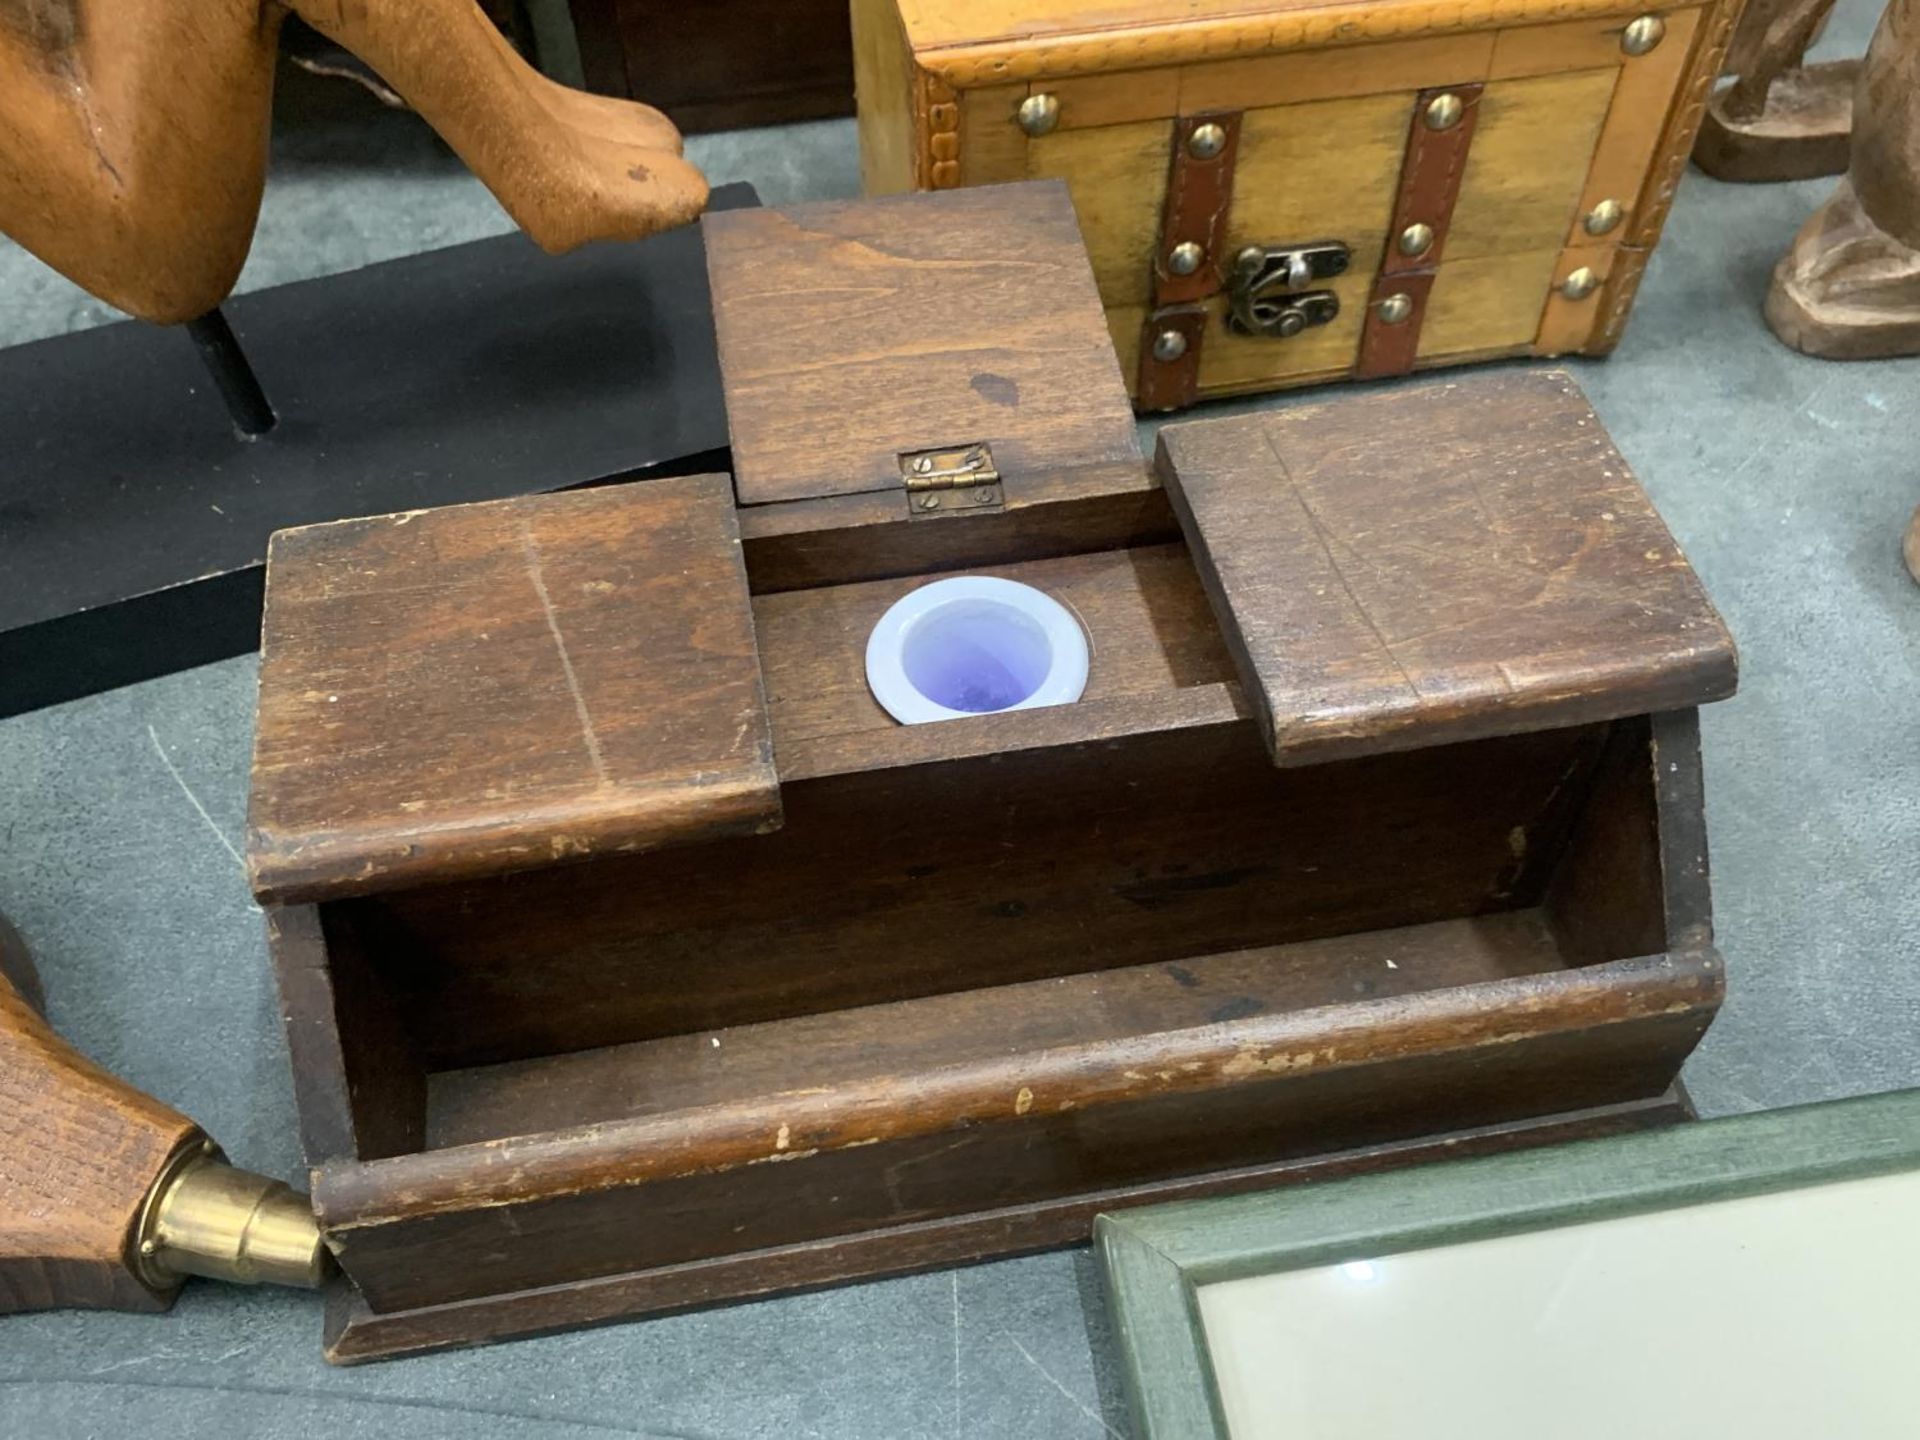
[287,0,707,252]
[1766,0,1920,357]
[0,2,282,323]
[526,74,683,153]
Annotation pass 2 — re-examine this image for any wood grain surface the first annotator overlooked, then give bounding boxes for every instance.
[422,909,1599,1148]
[1446,69,1617,261]
[1157,370,1737,765]
[345,719,1606,1071]
[704,183,1140,505]
[737,458,1175,595]
[1028,118,1174,308]
[854,0,920,192]
[314,934,1717,1314]
[322,1090,1691,1363]
[1564,8,1702,250]
[888,0,1670,85]
[1422,247,1560,356]
[248,476,780,905]
[0,963,200,1313]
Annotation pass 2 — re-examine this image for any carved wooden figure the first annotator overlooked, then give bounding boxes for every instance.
[1694,0,1858,181]
[1766,0,1920,360]
[0,0,708,324]
[1756,0,1920,585]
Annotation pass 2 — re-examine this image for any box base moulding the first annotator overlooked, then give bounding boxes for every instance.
[321,1086,1691,1363]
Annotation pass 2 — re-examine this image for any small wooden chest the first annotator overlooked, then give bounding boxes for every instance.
[249,184,1736,1362]
[852,0,1740,409]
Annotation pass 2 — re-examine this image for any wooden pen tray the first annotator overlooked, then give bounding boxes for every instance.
[252,189,1734,1361]
[269,511,1722,1362]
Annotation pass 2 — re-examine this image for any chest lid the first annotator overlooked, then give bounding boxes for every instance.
[703,182,1141,508]
[247,475,780,906]
[1157,370,1737,767]
[884,0,1651,72]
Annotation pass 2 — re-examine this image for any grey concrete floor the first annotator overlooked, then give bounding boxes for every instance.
[2,4,1916,1434]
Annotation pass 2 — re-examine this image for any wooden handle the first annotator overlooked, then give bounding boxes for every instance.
[0,923,203,1314]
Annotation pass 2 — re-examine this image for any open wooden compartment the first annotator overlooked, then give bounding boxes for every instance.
[249,184,1736,1362]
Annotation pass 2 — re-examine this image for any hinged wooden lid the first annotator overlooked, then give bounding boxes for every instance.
[247,476,780,905]
[1157,370,1736,767]
[703,181,1141,508]
[887,0,1658,84]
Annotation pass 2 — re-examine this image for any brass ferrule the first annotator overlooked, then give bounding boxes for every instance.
[135,1138,333,1291]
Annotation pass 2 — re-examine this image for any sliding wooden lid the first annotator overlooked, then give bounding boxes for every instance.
[247,476,780,905]
[1157,370,1737,767]
[703,181,1140,507]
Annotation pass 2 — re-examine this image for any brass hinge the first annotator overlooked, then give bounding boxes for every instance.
[899,443,1003,519]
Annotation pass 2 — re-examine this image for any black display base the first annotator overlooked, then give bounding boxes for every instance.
[0,183,755,720]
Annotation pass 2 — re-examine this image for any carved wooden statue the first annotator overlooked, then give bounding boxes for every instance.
[1755,0,1920,581]
[1695,0,1857,181]
[0,0,708,325]
[1768,0,1920,357]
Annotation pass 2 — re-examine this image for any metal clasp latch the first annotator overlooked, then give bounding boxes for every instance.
[1226,241,1350,338]
[900,443,1003,519]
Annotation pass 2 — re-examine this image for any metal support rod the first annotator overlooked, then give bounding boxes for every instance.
[185,308,276,438]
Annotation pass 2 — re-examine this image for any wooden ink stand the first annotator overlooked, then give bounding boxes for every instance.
[247,184,1737,1362]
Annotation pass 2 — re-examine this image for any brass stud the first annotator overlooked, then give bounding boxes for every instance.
[1152,329,1190,362]
[1168,241,1205,276]
[1621,14,1666,55]
[1187,122,1229,159]
[1583,198,1626,236]
[1378,293,1414,325]
[1423,93,1464,131]
[1016,93,1060,137]
[1560,266,1601,300]
[1398,223,1435,259]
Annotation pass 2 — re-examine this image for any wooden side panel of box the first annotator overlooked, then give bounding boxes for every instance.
[353,719,1603,1070]
[268,904,422,1166]
[320,1087,1693,1363]
[313,949,1718,1317]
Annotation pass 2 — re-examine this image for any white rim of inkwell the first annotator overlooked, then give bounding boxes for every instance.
[864,576,1090,726]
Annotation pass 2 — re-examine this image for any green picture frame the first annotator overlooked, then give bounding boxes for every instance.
[1095,1088,1920,1439]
